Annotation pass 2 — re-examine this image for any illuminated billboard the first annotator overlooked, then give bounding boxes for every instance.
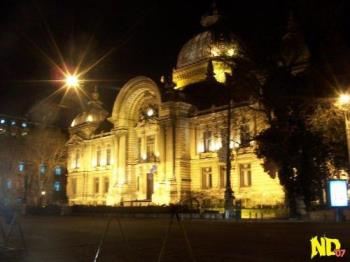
[327,179,349,207]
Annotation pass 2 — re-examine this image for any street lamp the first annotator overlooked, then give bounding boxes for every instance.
[335,93,350,170]
[65,74,80,88]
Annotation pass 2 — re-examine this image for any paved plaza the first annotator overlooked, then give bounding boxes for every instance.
[1,216,349,261]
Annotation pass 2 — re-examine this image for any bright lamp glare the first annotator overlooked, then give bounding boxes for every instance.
[65,74,79,88]
[338,94,350,106]
[147,108,154,117]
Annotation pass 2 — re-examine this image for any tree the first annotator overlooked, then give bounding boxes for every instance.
[0,126,67,207]
[254,64,337,217]
[22,127,67,205]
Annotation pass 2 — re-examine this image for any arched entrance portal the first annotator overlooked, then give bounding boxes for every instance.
[107,76,166,205]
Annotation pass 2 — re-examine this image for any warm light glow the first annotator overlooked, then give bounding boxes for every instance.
[214,140,222,151]
[197,143,204,153]
[86,115,93,122]
[41,191,46,196]
[65,74,79,88]
[147,108,154,117]
[213,61,232,83]
[226,48,236,57]
[338,94,350,106]
[211,46,220,57]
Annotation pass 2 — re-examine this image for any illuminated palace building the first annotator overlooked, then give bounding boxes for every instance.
[66,7,291,207]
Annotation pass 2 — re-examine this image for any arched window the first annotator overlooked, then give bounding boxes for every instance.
[203,130,212,152]
[75,150,80,168]
[106,146,111,165]
[240,122,250,148]
[96,146,101,166]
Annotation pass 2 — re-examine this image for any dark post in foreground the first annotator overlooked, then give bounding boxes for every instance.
[224,79,235,219]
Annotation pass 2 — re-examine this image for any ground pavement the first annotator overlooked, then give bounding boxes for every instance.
[0,216,349,262]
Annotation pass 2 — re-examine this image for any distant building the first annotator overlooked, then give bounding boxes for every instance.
[0,114,29,137]
[66,6,292,207]
[0,114,67,206]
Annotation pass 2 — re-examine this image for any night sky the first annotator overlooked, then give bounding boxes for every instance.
[0,0,349,127]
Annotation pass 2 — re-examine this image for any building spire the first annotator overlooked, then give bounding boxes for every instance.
[212,0,219,15]
[200,0,222,27]
[281,11,310,74]
[91,85,100,101]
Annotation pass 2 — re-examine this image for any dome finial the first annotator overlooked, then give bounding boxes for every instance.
[91,85,100,101]
[212,0,219,15]
[200,1,221,27]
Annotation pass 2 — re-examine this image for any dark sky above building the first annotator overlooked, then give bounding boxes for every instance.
[0,0,349,127]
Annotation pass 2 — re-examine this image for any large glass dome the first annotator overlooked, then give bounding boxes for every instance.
[176,29,242,69]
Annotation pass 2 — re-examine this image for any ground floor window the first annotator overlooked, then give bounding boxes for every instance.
[104,178,109,194]
[94,177,100,194]
[239,163,252,187]
[219,165,226,188]
[71,178,77,195]
[201,167,212,189]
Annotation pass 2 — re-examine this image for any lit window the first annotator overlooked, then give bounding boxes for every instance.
[96,146,101,166]
[39,164,46,176]
[104,178,109,194]
[146,136,155,161]
[240,164,252,187]
[18,162,25,172]
[6,179,12,189]
[203,130,212,152]
[220,166,226,188]
[106,146,111,165]
[240,122,250,147]
[94,178,99,194]
[0,119,5,124]
[75,150,80,168]
[201,167,212,189]
[53,181,61,191]
[55,166,62,176]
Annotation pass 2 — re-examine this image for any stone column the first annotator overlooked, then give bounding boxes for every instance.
[117,129,127,184]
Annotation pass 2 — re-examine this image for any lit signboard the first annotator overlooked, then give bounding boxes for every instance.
[327,179,348,207]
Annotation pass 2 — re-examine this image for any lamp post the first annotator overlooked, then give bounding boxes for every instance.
[224,98,235,219]
[335,94,350,170]
[220,70,237,219]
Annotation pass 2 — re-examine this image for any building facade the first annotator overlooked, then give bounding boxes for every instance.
[66,8,285,207]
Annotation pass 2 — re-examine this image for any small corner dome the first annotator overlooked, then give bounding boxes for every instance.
[71,110,107,127]
[70,88,108,128]
[176,28,243,69]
